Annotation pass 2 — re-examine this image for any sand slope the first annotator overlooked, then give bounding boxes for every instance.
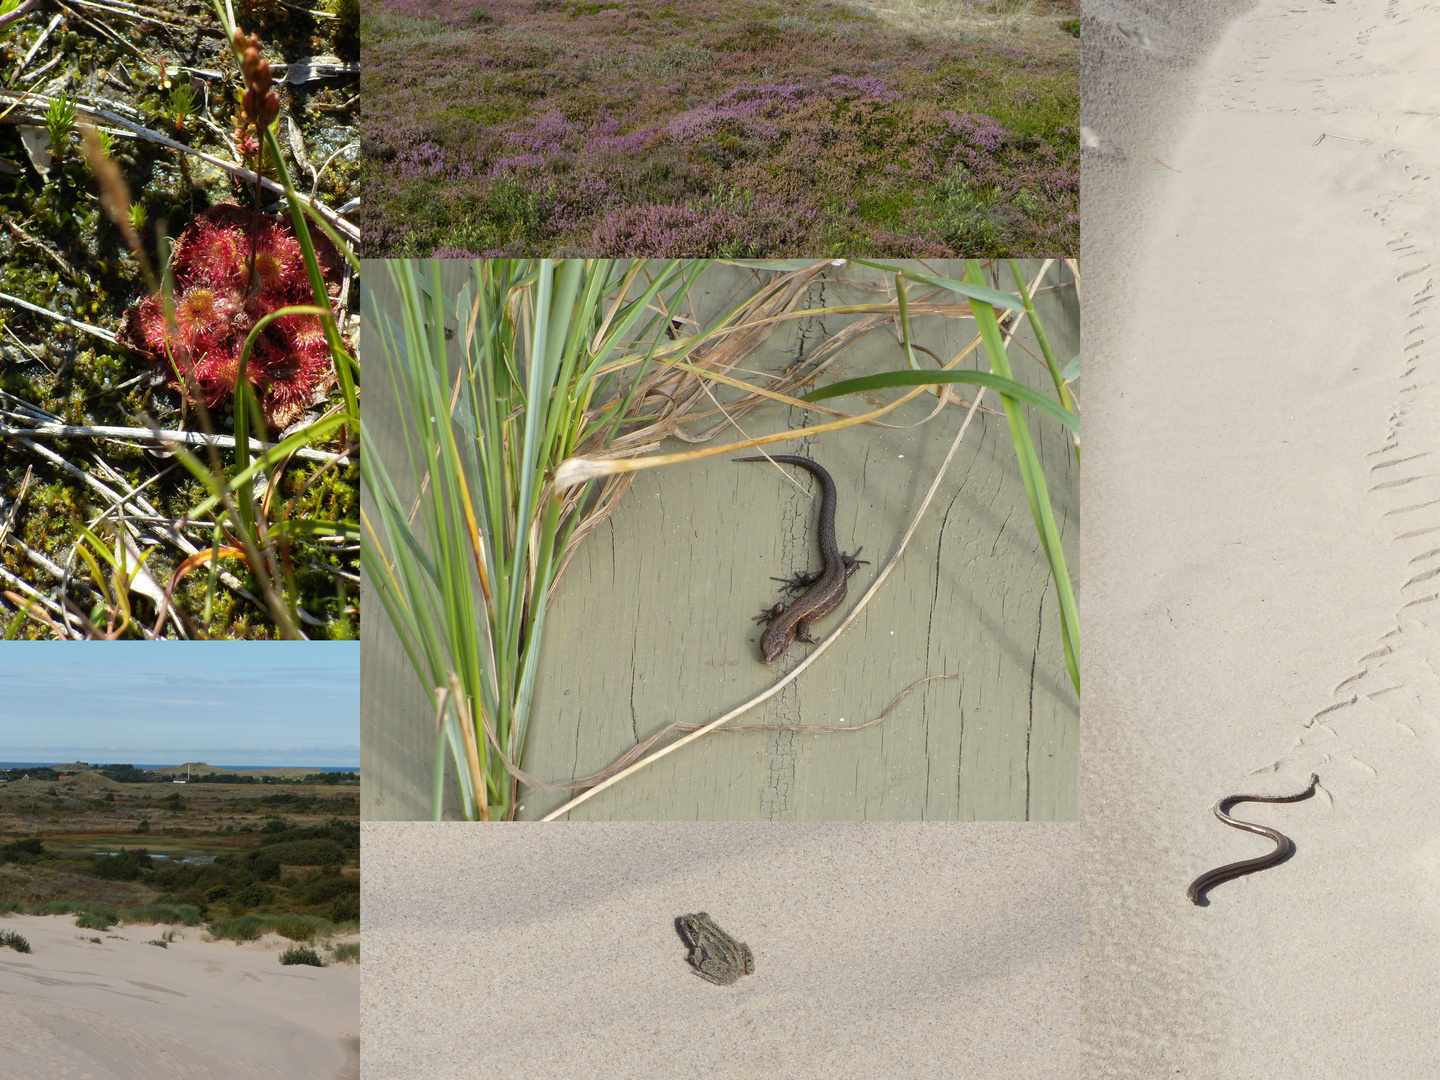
[1083,0,1440,1074]
[362,823,1085,1079]
[0,916,358,1080]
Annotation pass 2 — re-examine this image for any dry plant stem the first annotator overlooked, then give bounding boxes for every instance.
[0,290,117,343]
[0,464,31,546]
[538,389,987,821]
[13,13,62,80]
[0,422,351,464]
[478,673,955,796]
[4,215,76,277]
[7,434,261,625]
[0,0,40,31]
[55,1,137,57]
[1,583,87,638]
[0,92,358,243]
[61,0,194,31]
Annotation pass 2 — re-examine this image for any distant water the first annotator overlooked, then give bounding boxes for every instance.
[93,852,218,864]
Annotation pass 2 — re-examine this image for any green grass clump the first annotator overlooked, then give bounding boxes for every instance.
[1,930,31,953]
[207,912,342,942]
[279,944,323,966]
[36,900,121,929]
[120,903,202,926]
[637,42,712,77]
[0,900,24,915]
[75,906,118,930]
[328,941,359,963]
[274,915,317,942]
[207,914,266,942]
[930,170,1005,254]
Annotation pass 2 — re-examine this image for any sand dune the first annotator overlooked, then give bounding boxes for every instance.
[361,823,1086,1079]
[0,916,358,1080]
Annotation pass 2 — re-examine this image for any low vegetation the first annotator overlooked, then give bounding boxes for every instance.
[0,772,360,945]
[362,0,1077,255]
[279,943,324,966]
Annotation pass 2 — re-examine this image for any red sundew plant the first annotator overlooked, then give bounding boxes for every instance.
[118,202,351,431]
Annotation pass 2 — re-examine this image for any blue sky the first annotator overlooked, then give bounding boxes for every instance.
[0,642,358,767]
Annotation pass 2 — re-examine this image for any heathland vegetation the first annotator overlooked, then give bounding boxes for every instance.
[0,766,358,953]
[362,0,1077,256]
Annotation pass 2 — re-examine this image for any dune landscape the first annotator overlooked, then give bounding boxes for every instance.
[0,761,360,1079]
[0,913,358,1080]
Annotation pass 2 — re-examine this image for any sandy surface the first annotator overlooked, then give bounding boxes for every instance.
[1083,0,1440,1075]
[0,916,359,1080]
[362,822,1084,1079]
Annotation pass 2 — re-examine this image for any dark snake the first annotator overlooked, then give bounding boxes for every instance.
[1187,773,1321,906]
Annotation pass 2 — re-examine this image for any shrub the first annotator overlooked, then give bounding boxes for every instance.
[120,904,202,926]
[0,930,30,953]
[93,849,153,880]
[233,882,268,910]
[279,944,323,966]
[75,906,118,930]
[249,851,282,881]
[330,893,360,923]
[147,939,169,947]
[0,838,44,862]
[258,840,347,866]
[208,915,266,942]
[274,916,316,942]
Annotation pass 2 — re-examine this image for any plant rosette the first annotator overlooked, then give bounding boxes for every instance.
[117,202,351,431]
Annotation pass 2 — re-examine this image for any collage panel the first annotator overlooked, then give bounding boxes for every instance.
[1081,0,1440,1075]
[360,258,1078,822]
[361,821,1085,1077]
[0,641,360,1079]
[0,0,359,641]
[2,0,1434,1072]
[362,0,1079,258]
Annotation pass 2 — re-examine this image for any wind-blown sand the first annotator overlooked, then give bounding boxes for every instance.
[362,823,1085,1079]
[1084,0,1440,1074]
[0,916,359,1080]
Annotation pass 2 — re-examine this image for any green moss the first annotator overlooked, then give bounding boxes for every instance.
[454,98,528,128]
[566,1,621,15]
[934,56,1077,141]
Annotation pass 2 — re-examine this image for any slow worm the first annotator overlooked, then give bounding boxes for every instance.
[1187,773,1321,905]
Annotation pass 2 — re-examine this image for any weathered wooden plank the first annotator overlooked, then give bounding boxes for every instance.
[360,260,1078,821]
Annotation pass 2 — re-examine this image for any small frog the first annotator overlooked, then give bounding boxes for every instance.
[676,912,754,986]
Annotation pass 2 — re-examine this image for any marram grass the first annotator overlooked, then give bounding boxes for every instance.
[365,258,1078,819]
